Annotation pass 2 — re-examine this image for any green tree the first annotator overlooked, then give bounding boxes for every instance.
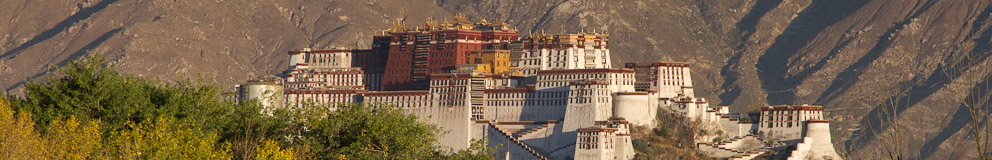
[298,103,443,159]
[18,54,233,133]
[216,100,296,159]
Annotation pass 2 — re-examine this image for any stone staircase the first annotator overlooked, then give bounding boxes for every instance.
[548,143,575,155]
[730,149,771,160]
[716,135,763,149]
[487,121,548,160]
[697,135,769,159]
[515,123,550,138]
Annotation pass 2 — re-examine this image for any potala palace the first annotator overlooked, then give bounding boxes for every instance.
[236,14,842,160]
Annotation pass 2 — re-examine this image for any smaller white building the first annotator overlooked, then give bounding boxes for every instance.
[624,62,693,97]
[758,105,825,143]
[515,33,611,75]
[236,78,285,110]
[575,126,617,160]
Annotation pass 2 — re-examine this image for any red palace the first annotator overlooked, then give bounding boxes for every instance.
[378,14,519,90]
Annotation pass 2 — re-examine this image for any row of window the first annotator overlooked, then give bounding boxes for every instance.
[761,110,823,128]
[657,67,688,86]
[577,132,615,150]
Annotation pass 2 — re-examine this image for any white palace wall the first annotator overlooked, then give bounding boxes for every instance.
[613,92,659,127]
[563,80,615,133]
[484,88,568,122]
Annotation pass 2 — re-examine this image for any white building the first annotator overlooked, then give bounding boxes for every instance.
[514,34,611,76]
[624,62,693,97]
[758,105,826,143]
[236,78,285,110]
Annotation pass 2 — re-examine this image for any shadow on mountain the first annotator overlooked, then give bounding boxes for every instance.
[845,3,992,156]
[0,0,119,60]
[750,0,869,105]
[5,28,122,91]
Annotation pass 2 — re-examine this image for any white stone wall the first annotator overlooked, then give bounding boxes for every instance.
[719,116,743,137]
[484,90,567,121]
[613,93,658,127]
[563,82,614,132]
[411,105,473,150]
[239,83,285,109]
[787,121,841,160]
[288,49,307,69]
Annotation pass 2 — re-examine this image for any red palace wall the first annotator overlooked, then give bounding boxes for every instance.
[381,29,518,91]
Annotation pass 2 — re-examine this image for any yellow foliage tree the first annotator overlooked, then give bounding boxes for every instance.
[107,116,231,159]
[0,97,45,159]
[255,139,295,160]
[44,116,102,160]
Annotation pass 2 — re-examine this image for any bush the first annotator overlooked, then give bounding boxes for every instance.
[653,127,670,137]
[631,139,656,154]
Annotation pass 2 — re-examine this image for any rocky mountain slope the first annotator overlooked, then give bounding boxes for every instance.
[2,0,991,158]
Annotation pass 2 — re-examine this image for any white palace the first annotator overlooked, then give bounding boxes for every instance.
[236,32,842,160]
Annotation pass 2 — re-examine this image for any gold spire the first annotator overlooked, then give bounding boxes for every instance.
[425,17,439,30]
[453,13,470,24]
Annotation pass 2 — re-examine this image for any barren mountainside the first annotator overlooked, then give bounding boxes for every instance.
[2,0,991,158]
